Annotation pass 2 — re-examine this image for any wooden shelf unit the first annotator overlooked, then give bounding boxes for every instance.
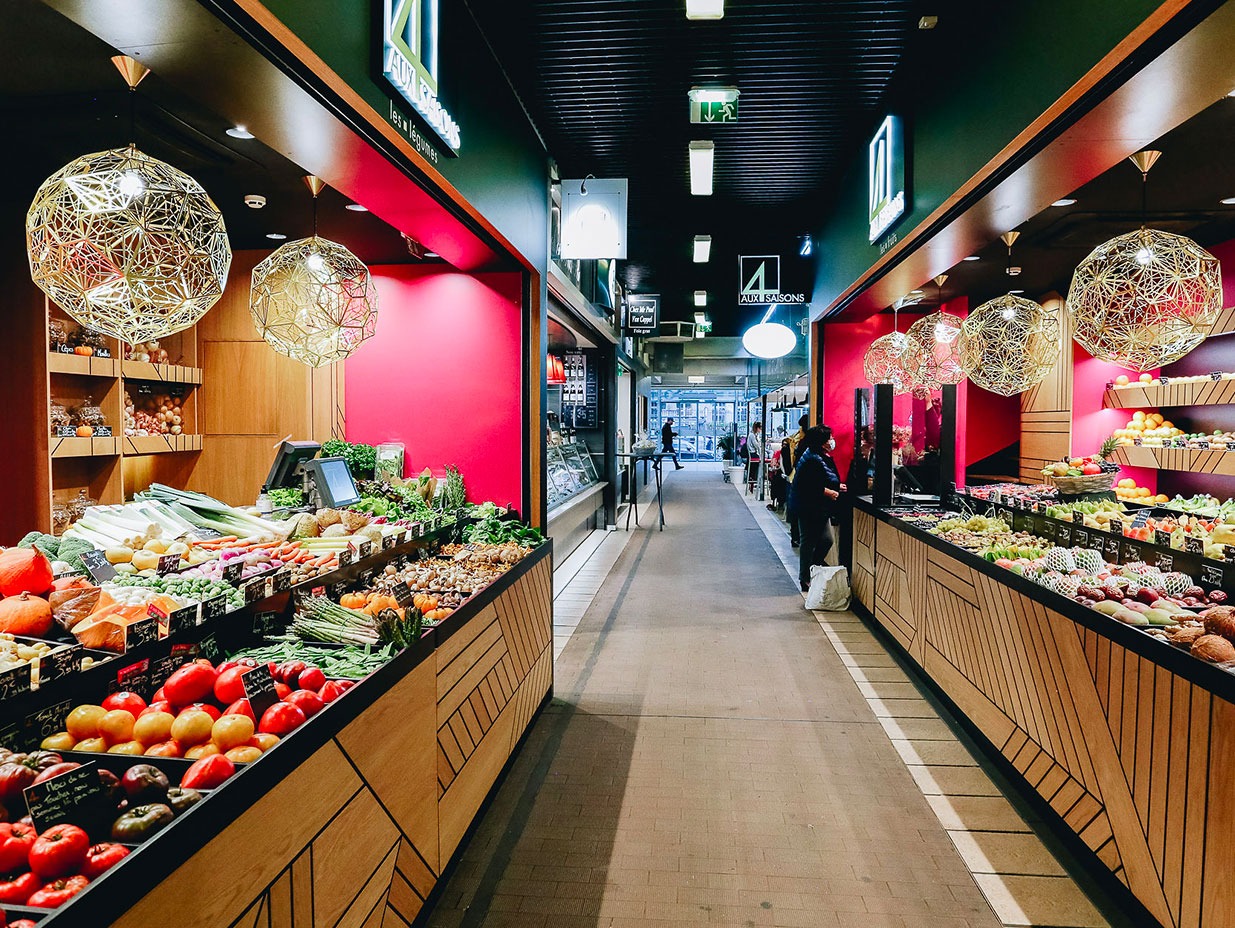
[1103,376,1235,409]
[1111,443,1235,476]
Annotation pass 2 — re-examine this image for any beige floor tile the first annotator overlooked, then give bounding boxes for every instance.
[866,697,940,719]
[908,765,1003,797]
[947,830,1065,877]
[892,739,977,767]
[878,717,955,742]
[971,873,1108,926]
[926,796,1032,833]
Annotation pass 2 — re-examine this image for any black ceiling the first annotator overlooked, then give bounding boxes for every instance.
[910,98,1235,315]
[1,0,421,267]
[468,0,972,336]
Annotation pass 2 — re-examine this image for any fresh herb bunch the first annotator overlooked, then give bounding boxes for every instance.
[438,466,467,512]
[356,481,434,520]
[268,486,304,508]
[320,439,377,479]
[464,513,544,546]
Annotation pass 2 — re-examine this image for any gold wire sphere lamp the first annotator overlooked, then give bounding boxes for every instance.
[960,293,1059,396]
[863,302,912,395]
[250,177,379,368]
[903,274,966,390]
[25,57,232,345]
[1068,152,1221,372]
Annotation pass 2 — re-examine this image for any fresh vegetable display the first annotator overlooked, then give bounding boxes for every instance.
[1112,409,1184,446]
[319,440,377,479]
[464,511,544,546]
[267,487,303,509]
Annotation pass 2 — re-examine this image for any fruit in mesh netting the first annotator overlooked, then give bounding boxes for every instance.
[1055,576,1084,598]
[1162,572,1193,596]
[1071,548,1104,574]
[1036,571,1064,592]
[1043,548,1077,572]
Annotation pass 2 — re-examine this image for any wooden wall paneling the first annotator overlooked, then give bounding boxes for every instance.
[1019,296,1073,481]
[1202,304,1235,337]
[852,508,875,610]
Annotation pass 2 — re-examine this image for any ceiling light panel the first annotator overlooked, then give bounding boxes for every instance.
[686,0,724,20]
[693,235,711,262]
[689,141,715,195]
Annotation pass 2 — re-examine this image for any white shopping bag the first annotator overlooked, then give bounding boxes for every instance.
[805,565,851,611]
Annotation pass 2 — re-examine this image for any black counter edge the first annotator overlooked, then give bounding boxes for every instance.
[854,497,1235,706]
[38,541,554,928]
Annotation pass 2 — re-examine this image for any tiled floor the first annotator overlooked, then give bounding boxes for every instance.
[735,485,1120,928]
[424,468,1066,928]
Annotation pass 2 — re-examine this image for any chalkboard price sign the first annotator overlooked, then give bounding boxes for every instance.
[202,595,228,622]
[25,762,111,833]
[1185,535,1205,555]
[1156,551,1174,572]
[126,617,158,649]
[168,604,199,636]
[40,645,80,683]
[81,550,117,584]
[242,666,280,718]
[1104,536,1121,561]
[1202,562,1225,587]
[223,561,244,585]
[0,664,29,701]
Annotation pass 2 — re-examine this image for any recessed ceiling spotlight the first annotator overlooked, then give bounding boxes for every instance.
[244,194,266,209]
[265,232,287,240]
[962,255,980,261]
[344,203,369,212]
[1009,289,1025,294]
[226,126,254,139]
[1221,197,1235,205]
[1051,197,1077,207]
[425,252,440,258]
[685,0,723,20]
[918,15,938,29]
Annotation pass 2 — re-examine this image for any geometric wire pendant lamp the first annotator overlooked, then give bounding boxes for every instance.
[903,274,966,390]
[863,302,913,395]
[249,176,379,368]
[1068,151,1222,372]
[960,232,1060,396]
[25,57,232,345]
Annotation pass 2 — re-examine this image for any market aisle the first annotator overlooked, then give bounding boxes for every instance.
[423,469,1006,928]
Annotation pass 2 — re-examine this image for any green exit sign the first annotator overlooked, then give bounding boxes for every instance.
[690,99,737,123]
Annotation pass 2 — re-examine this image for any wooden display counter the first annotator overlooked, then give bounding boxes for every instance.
[41,542,554,928]
[853,500,1235,928]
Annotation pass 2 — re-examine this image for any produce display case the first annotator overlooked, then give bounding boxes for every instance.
[0,520,553,928]
[852,497,1235,928]
[546,440,601,510]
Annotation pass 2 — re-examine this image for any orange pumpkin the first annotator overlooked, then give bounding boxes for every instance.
[52,576,94,593]
[339,593,368,610]
[0,547,54,597]
[0,592,54,637]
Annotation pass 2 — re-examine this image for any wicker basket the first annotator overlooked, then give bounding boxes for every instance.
[1046,472,1116,495]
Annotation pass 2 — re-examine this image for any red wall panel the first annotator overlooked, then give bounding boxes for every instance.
[344,265,524,507]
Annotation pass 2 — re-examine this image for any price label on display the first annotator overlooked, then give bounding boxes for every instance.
[198,634,221,664]
[156,553,181,575]
[1074,529,1089,548]
[1132,510,1151,527]
[1104,536,1121,561]
[1109,519,1124,535]
[251,611,278,638]
[1211,371,1223,381]
[338,548,353,568]
[1071,510,1083,524]
[242,666,281,718]
[26,699,72,746]
[81,550,117,584]
[1156,550,1174,572]
[223,561,244,586]
[167,604,198,636]
[1153,529,1172,549]
[1057,526,1073,547]
[1121,540,1142,564]
[202,595,228,622]
[0,664,29,701]
[112,658,150,697]
[125,617,158,649]
[244,578,267,605]
[25,762,111,834]
[1133,436,1143,446]
[1196,440,1210,450]
[394,583,415,608]
[1202,562,1225,587]
[271,569,292,595]
[40,645,80,683]
[382,532,397,551]
[1185,535,1205,555]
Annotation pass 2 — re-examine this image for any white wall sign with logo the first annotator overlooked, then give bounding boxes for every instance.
[382,0,462,152]
[868,114,906,242]
[560,178,628,259]
[627,295,660,334]
[737,256,807,305]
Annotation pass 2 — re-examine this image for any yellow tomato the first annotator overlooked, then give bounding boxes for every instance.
[133,711,174,747]
[66,705,107,740]
[99,709,136,745]
[1139,373,1153,383]
[211,714,255,752]
[107,740,145,755]
[170,709,214,747]
[224,746,262,764]
[74,737,107,753]
[248,733,280,753]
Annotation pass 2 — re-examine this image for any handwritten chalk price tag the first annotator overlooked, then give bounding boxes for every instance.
[25,762,111,833]
[0,664,29,701]
[1153,529,1172,548]
[1104,536,1121,560]
[1071,510,1084,523]
[126,616,158,649]
[242,666,281,717]
[338,548,353,568]
[40,645,79,683]
[382,532,397,550]
[1185,535,1205,555]
[271,570,291,595]
[168,604,199,636]
[394,583,415,607]
[1156,551,1174,572]
[203,595,228,622]
[1202,562,1225,587]
[81,550,117,583]
[251,611,278,638]
[244,578,267,605]
[223,561,244,585]
[1074,529,1090,548]
[156,553,181,575]
[1057,526,1073,547]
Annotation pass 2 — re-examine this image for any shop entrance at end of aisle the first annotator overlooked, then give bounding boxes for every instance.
[650,390,748,463]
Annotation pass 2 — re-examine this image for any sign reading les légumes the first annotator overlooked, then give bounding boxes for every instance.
[868,114,907,243]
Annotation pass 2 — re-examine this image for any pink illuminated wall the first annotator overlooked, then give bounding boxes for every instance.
[344,265,524,507]
[1071,343,1158,492]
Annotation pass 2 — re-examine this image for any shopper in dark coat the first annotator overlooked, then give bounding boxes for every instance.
[661,418,683,470]
[788,426,844,592]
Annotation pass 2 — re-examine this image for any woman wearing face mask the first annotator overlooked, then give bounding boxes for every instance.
[787,425,845,592]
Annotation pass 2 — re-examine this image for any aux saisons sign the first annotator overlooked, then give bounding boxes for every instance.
[381,0,462,152]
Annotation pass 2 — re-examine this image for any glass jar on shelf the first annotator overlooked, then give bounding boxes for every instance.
[68,489,95,523]
[48,319,68,351]
[76,327,108,357]
[50,400,72,436]
[73,397,107,437]
[52,501,72,535]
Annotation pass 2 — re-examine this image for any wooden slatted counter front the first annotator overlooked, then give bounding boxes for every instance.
[39,542,554,928]
[852,501,1235,928]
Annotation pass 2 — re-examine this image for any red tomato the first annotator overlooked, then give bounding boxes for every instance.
[273,682,292,700]
[318,681,348,703]
[216,660,241,673]
[258,702,306,736]
[178,703,221,722]
[151,687,167,703]
[163,664,218,706]
[0,822,36,873]
[140,700,174,718]
[181,754,235,790]
[143,741,182,758]
[213,666,251,705]
[28,824,89,879]
[101,691,147,716]
[283,689,325,718]
[31,762,82,786]
[222,698,255,722]
[80,842,130,880]
[297,667,326,691]
[275,660,307,685]
[27,875,89,908]
[0,870,41,905]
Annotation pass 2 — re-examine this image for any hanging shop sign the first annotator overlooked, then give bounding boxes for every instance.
[560,178,628,259]
[627,294,661,334]
[867,115,906,242]
[381,0,462,152]
[737,256,807,305]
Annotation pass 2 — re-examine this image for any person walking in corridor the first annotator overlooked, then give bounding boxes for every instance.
[788,426,844,592]
[662,418,684,470]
